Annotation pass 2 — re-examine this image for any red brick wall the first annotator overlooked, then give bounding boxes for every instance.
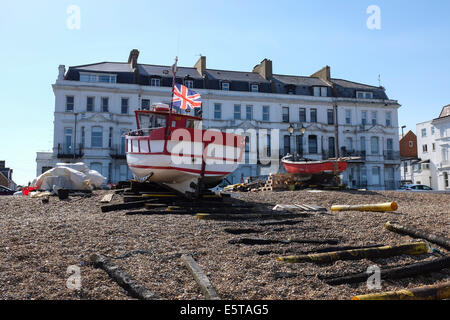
[400,131,418,158]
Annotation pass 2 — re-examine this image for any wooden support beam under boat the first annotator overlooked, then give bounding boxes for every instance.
[277,242,429,264]
[322,256,450,285]
[352,281,450,300]
[385,221,450,250]
[89,254,159,300]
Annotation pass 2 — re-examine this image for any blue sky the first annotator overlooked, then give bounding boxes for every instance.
[1,0,449,185]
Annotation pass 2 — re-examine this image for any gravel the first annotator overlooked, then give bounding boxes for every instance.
[0,189,448,300]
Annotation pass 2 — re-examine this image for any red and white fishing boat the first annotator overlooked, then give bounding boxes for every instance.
[282,155,348,175]
[125,105,245,194]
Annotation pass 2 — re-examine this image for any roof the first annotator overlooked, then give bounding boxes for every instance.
[205,69,269,83]
[272,74,329,87]
[71,62,133,73]
[139,64,202,79]
[439,105,450,118]
[64,58,389,99]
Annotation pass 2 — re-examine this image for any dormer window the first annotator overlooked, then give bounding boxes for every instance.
[251,84,259,92]
[184,79,194,88]
[221,82,230,91]
[313,87,327,97]
[356,91,373,99]
[80,73,116,83]
[150,78,161,87]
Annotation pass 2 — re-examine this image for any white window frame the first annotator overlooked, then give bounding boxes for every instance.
[79,72,116,83]
[221,82,230,91]
[150,78,161,87]
[345,109,351,125]
[214,103,222,120]
[251,84,259,92]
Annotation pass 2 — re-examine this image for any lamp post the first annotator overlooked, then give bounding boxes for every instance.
[401,125,406,138]
[299,124,306,159]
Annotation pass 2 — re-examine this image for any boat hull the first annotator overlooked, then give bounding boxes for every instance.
[282,159,348,175]
[126,131,245,194]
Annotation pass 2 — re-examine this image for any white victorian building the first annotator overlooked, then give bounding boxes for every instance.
[36,49,401,189]
[415,105,450,190]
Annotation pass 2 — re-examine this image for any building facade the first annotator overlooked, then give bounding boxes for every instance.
[36,49,401,189]
[400,130,419,184]
[0,161,16,189]
[416,105,450,190]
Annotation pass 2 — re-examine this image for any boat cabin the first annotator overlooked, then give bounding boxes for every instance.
[132,104,202,136]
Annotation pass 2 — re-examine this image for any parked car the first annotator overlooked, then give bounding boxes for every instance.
[0,185,15,195]
[400,184,433,191]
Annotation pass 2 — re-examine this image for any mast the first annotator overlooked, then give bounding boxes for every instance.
[166,57,178,138]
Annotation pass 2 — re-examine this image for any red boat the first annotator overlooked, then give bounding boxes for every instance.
[282,155,348,175]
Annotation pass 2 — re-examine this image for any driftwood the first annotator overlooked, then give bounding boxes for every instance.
[100,199,157,212]
[229,238,339,246]
[322,256,450,285]
[89,254,159,300]
[385,221,450,250]
[277,242,429,264]
[353,281,450,300]
[181,254,220,300]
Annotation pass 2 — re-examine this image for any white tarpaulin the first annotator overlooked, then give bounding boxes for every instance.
[32,163,106,191]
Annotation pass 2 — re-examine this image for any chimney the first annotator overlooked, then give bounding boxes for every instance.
[253,59,273,80]
[194,56,206,76]
[0,161,5,169]
[311,65,331,82]
[128,49,140,69]
[58,65,66,80]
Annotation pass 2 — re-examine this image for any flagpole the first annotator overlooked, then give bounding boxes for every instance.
[167,56,178,139]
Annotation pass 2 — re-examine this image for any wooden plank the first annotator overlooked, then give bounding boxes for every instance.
[386,221,450,250]
[101,199,157,213]
[100,193,114,203]
[89,254,159,300]
[181,254,220,300]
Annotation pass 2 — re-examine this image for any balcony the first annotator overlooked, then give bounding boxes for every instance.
[57,143,83,159]
[110,144,126,159]
[383,150,400,161]
[340,148,366,161]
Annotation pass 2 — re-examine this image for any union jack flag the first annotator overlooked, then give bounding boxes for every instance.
[172,83,202,110]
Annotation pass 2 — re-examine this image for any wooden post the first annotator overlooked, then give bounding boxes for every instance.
[385,221,450,250]
[89,254,159,300]
[331,202,398,212]
[353,281,450,300]
[323,256,450,285]
[277,242,429,264]
[181,254,220,300]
